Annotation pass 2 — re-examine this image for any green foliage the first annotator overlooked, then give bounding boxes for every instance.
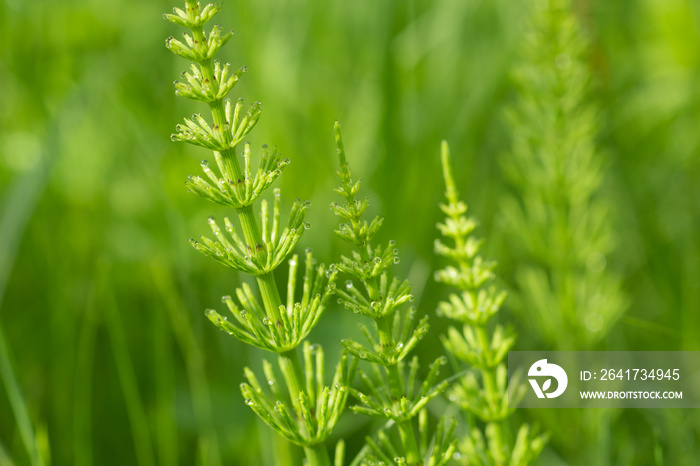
[185,145,288,208]
[206,251,336,353]
[192,197,307,276]
[240,342,355,447]
[436,142,546,465]
[361,412,457,466]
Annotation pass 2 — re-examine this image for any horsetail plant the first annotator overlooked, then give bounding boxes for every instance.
[331,124,455,466]
[164,2,354,465]
[501,0,626,350]
[500,1,627,463]
[436,142,546,465]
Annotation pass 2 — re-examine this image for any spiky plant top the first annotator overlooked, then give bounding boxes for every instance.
[436,142,546,466]
[164,3,352,464]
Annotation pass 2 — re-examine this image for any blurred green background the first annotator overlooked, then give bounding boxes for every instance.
[1,0,699,464]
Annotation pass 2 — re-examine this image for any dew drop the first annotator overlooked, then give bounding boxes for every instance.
[304,222,311,230]
[345,280,353,289]
[393,256,400,264]
[262,317,272,325]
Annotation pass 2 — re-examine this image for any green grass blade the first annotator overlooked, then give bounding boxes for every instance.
[153,296,178,466]
[104,284,156,466]
[150,263,222,466]
[0,148,51,466]
[0,326,43,466]
[72,269,105,466]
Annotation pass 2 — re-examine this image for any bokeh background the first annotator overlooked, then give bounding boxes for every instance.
[1,0,699,464]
